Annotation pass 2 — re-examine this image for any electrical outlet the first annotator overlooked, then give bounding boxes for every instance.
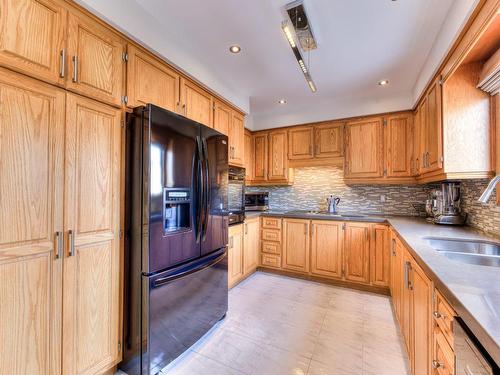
[380,195,386,203]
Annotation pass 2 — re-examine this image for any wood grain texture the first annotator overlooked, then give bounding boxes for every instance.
[425,78,444,174]
[432,327,455,375]
[181,77,213,127]
[0,69,65,375]
[244,129,254,181]
[344,222,370,283]
[252,133,268,181]
[288,126,314,160]
[213,100,231,135]
[282,219,310,273]
[66,10,125,106]
[243,219,259,275]
[314,122,344,158]
[267,130,289,180]
[310,220,343,279]
[126,44,180,111]
[0,0,66,85]
[229,111,244,166]
[370,224,390,287]
[228,224,244,288]
[386,114,413,177]
[63,93,121,375]
[434,290,456,349]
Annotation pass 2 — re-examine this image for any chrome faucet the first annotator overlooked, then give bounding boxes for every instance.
[478,175,500,203]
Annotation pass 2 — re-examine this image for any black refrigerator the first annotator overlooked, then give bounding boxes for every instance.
[121,104,229,375]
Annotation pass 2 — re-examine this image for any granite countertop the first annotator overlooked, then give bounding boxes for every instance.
[245,211,500,365]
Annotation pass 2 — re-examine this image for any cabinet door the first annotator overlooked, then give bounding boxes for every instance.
[288,126,314,160]
[0,0,66,85]
[126,44,180,111]
[181,78,213,127]
[282,219,310,273]
[412,262,432,375]
[66,10,125,106]
[244,130,254,181]
[390,233,403,323]
[370,224,390,287]
[401,249,413,354]
[432,328,455,375]
[310,221,343,279]
[0,69,65,375]
[63,93,122,375]
[228,224,244,288]
[344,222,370,283]
[268,130,289,180]
[425,78,443,173]
[214,100,231,135]
[314,122,344,158]
[419,97,429,173]
[253,133,268,181]
[386,114,412,177]
[413,107,422,175]
[229,111,245,166]
[243,219,259,275]
[345,118,384,178]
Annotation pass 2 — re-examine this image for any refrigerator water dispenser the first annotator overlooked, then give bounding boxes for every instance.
[163,188,191,233]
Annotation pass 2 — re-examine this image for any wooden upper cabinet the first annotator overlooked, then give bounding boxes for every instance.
[229,111,245,166]
[126,44,180,111]
[244,129,254,181]
[180,78,213,127]
[344,222,370,283]
[63,93,122,375]
[370,224,390,287]
[213,100,231,135]
[288,126,314,160]
[0,69,65,375]
[314,122,344,158]
[385,114,413,177]
[66,10,125,106]
[268,130,289,180]
[426,78,443,173]
[310,220,343,279]
[345,117,384,178]
[282,219,310,273]
[0,0,67,85]
[413,106,422,176]
[253,133,268,181]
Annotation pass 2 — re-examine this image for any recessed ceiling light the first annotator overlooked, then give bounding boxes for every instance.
[229,45,241,54]
[378,80,390,86]
[278,99,287,104]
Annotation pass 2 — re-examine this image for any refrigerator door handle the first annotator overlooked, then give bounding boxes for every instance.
[201,138,210,241]
[195,136,204,243]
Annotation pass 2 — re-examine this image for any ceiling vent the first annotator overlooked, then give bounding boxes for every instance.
[285,1,317,52]
[478,48,500,95]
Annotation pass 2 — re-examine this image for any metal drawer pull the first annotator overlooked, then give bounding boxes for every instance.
[433,311,442,319]
[432,360,444,369]
[72,56,78,83]
[68,229,75,256]
[59,49,65,78]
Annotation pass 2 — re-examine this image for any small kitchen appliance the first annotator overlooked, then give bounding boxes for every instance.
[245,192,269,211]
[326,195,341,214]
[426,182,467,225]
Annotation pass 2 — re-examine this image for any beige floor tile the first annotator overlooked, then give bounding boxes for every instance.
[161,350,243,375]
[307,359,362,375]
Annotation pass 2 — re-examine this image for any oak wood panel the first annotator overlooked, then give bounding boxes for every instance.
[0,69,65,375]
[414,105,422,175]
[253,133,268,181]
[261,229,281,242]
[243,219,259,275]
[310,220,343,279]
[261,217,282,230]
[0,0,67,85]
[181,78,213,127]
[434,290,456,348]
[126,44,180,111]
[401,248,413,355]
[370,224,390,287]
[424,78,443,173]
[213,100,231,135]
[66,10,125,106]
[228,224,244,288]
[390,232,403,323]
[261,241,281,255]
[229,111,245,166]
[344,222,371,283]
[386,114,413,177]
[261,253,281,269]
[282,219,310,273]
[288,126,314,160]
[345,118,384,178]
[63,93,121,375]
[432,327,455,375]
[244,129,254,181]
[314,122,344,158]
[268,130,289,180]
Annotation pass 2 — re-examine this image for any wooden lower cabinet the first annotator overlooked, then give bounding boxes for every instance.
[310,220,343,279]
[432,327,455,375]
[228,224,244,288]
[344,222,371,283]
[282,219,310,273]
[390,232,403,323]
[370,224,390,286]
[243,218,260,274]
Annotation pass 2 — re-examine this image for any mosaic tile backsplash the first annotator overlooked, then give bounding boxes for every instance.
[246,167,500,236]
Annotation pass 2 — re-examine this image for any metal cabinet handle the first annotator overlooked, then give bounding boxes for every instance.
[68,229,75,256]
[432,360,443,369]
[404,261,412,289]
[55,231,63,259]
[391,239,396,256]
[245,224,248,235]
[311,224,314,235]
[59,49,66,78]
[229,236,233,249]
[72,56,78,83]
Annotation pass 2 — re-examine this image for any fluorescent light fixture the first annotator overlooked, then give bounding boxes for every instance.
[229,45,241,53]
[282,24,296,48]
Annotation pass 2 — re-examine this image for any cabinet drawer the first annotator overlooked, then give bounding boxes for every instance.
[261,229,281,242]
[261,254,281,269]
[434,290,456,347]
[262,217,282,230]
[261,241,281,255]
[432,327,455,375]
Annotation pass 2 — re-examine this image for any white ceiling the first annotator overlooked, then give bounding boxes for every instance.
[77,0,477,130]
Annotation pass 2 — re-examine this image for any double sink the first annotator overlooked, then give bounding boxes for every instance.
[425,238,500,267]
[284,210,365,219]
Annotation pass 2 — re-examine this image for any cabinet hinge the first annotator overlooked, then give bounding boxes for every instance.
[122,52,129,62]
[121,95,128,105]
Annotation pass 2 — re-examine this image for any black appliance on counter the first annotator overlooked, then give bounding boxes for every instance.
[228,166,245,225]
[121,104,228,375]
[245,192,269,211]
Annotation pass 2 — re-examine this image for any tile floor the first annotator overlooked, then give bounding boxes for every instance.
[160,271,410,375]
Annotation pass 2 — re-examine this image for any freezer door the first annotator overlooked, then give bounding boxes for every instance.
[143,248,227,374]
[200,126,229,256]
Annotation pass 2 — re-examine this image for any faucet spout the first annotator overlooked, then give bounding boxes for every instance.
[478,175,500,203]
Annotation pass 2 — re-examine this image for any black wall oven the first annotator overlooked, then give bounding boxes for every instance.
[228,166,245,225]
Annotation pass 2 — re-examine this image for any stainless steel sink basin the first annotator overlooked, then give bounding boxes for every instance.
[285,210,365,218]
[425,237,500,267]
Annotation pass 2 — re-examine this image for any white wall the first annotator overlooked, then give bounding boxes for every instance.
[75,0,250,114]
